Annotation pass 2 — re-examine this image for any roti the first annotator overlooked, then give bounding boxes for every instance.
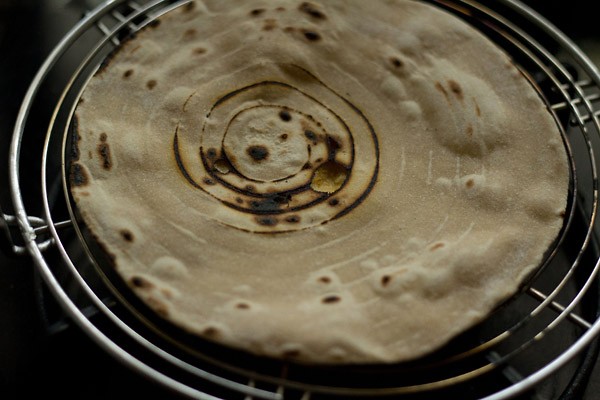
[70,0,569,364]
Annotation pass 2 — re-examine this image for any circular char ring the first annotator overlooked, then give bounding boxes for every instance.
[174,64,379,233]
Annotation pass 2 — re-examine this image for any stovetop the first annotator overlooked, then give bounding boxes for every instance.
[1,1,600,399]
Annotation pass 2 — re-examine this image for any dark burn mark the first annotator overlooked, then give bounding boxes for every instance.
[276,6,286,12]
[70,122,81,161]
[203,326,219,337]
[302,162,312,170]
[448,79,463,100]
[97,140,112,170]
[206,148,217,159]
[256,216,278,226]
[235,197,244,204]
[381,275,392,287]
[299,2,327,20]
[245,184,255,192]
[326,135,342,160]
[236,302,250,310]
[280,133,288,140]
[304,129,316,141]
[390,57,403,68]
[99,132,107,142]
[130,276,153,289]
[279,109,292,121]
[302,30,321,42]
[466,124,473,137]
[250,8,265,16]
[319,276,331,284]
[435,81,448,99]
[284,26,295,33]
[559,210,566,218]
[263,19,277,31]
[328,198,339,206]
[430,242,445,251]
[146,80,157,89]
[123,69,134,78]
[192,47,207,55]
[183,28,197,39]
[285,215,300,223]
[203,178,215,185]
[120,229,134,242]
[70,163,88,187]
[247,145,269,161]
[465,179,475,189]
[322,295,341,304]
[250,193,291,212]
[475,100,481,117]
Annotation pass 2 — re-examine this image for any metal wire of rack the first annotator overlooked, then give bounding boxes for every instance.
[4,0,600,399]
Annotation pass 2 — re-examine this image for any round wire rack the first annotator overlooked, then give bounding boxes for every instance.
[5,0,600,398]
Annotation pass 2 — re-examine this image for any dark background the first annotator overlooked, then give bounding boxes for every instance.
[1,1,600,399]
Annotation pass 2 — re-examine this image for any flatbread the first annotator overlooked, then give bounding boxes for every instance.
[70,0,569,364]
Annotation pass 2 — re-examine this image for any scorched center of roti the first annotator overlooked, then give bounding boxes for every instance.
[223,106,309,182]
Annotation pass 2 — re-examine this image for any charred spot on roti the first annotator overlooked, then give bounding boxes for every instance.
[123,69,134,78]
[203,177,215,185]
[146,297,169,317]
[328,198,340,206]
[71,123,81,161]
[279,133,289,140]
[304,129,316,141]
[466,124,473,137]
[192,47,207,55]
[206,148,217,159]
[246,145,269,161]
[256,216,278,226]
[319,276,331,284]
[448,79,463,100]
[279,109,292,121]
[202,326,219,337]
[130,275,153,289]
[474,99,482,116]
[285,215,300,223]
[430,242,445,251]
[381,275,392,287]
[146,79,157,89]
[236,302,251,310]
[390,57,403,68]
[299,2,327,20]
[322,295,341,304]
[465,178,475,189]
[183,28,197,40]
[302,162,312,170]
[97,139,112,170]
[284,26,295,33]
[250,8,265,17]
[235,197,243,204]
[435,81,449,100]
[120,229,134,242]
[70,163,89,187]
[263,19,277,31]
[302,30,321,42]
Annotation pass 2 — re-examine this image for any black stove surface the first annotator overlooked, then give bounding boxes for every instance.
[1,1,600,399]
